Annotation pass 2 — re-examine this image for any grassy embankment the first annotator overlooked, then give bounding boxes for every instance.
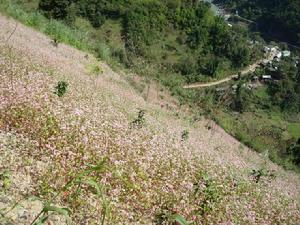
[0,0,299,171]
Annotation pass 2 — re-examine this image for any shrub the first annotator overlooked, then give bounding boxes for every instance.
[54,81,68,97]
[250,169,276,183]
[130,109,146,128]
[95,43,111,61]
[181,130,189,141]
[39,0,72,20]
[87,63,103,75]
[287,138,300,166]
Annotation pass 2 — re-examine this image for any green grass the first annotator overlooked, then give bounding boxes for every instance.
[215,108,300,171]
[288,123,300,139]
[254,86,269,100]
[0,0,91,52]
[214,85,299,170]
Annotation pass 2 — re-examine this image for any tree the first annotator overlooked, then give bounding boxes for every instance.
[39,0,72,20]
[231,81,251,112]
[210,17,231,57]
[288,139,300,166]
[77,0,105,27]
[230,41,250,67]
[268,59,299,112]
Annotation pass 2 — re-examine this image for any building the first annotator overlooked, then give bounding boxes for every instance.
[276,52,282,59]
[261,59,270,66]
[224,14,231,21]
[264,46,270,53]
[262,75,272,80]
[282,50,291,57]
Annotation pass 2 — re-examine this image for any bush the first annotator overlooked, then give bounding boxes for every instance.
[181,130,189,141]
[54,81,68,97]
[95,43,111,61]
[39,0,72,20]
[130,109,146,129]
[287,138,300,166]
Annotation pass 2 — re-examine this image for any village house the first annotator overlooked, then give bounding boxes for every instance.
[282,50,291,57]
[261,75,272,81]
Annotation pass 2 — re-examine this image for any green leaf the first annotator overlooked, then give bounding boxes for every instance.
[34,214,48,225]
[74,178,104,197]
[63,158,108,191]
[77,158,108,178]
[172,214,191,225]
[43,205,70,216]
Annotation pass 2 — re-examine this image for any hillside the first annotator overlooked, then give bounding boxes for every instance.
[1,12,300,225]
[14,0,258,83]
[16,0,299,169]
[214,0,300,45]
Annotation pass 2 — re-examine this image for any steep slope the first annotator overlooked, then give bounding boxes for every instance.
[0,14,300,224]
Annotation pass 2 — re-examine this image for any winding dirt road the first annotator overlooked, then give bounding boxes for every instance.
[183,53,275,89]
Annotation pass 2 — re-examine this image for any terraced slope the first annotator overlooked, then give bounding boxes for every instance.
[0,14,300,224]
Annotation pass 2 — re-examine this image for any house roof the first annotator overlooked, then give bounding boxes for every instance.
[282,50,291,57]
[262,75,272,79]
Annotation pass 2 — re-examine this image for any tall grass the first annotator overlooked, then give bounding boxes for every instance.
[0,0,90,51]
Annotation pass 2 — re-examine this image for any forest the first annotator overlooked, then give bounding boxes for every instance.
[37,0,254,82]
[214,0,300,45]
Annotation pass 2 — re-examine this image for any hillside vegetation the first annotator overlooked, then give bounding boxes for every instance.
[0,7,300,225]
[204,0,300,170]
[13,0,259,83]
[0,1,300,224]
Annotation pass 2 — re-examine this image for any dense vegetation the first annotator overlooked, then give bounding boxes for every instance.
[204,0,300,169]
[37,0,254,82]
[214,0,300,45]
[212,57,300,169]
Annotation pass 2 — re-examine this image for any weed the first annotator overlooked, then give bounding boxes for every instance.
[130,109,146,129]
[31,203,71,225]
[171,214,192,225]
[194,172,222,217]
[87,63,103,76]
[51,38,59,47]
[30,159,110,225]
[0,170,11,191]
[250,169,264,183]
[54,81,68,97]
[250,169,276,183]
[181,130,189,141]
[154,206,191,225]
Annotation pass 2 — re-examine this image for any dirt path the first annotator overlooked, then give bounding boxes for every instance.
[183,53,275,89]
